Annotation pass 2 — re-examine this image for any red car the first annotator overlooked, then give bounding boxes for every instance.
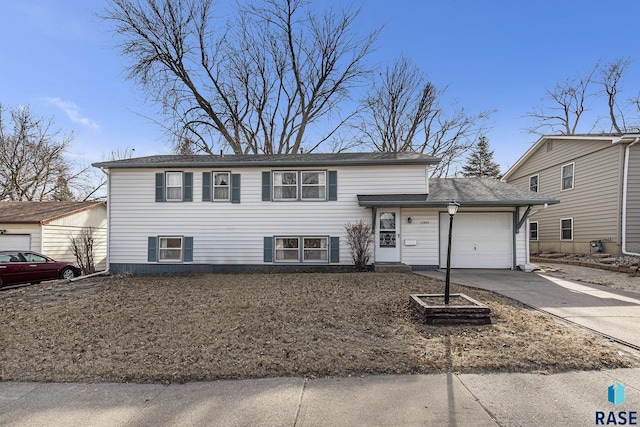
[0,251,81,288]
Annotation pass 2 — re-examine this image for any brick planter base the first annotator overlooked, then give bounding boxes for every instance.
[409,293,491,325]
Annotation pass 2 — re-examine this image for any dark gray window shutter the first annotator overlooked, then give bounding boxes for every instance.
[183,237,193,262]
[183,172,193,202]
[330,236,340,263]
[231,174,241,204]
[202,172,211,202]
[263,237,273,262]
[328,170,338,201]
[148,237,158,262]
[262,172,271,201]
[155,173,165,202]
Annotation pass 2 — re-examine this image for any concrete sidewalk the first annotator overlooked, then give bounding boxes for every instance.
[2,369,640,426]
[417,268,640,349]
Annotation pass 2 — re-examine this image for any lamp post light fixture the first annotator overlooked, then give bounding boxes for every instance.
[444,200,460,305]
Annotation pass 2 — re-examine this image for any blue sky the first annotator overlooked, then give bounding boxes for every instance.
[1,0,639,174]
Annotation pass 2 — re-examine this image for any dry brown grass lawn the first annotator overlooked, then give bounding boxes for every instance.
[1,272,638,384]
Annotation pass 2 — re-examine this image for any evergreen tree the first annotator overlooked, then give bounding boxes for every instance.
[461,136,502,178]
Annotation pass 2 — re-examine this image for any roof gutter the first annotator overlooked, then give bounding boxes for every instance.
[622,138,640,256]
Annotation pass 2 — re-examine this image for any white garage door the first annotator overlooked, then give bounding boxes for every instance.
[0,235,31,251]
[439,213,513,268]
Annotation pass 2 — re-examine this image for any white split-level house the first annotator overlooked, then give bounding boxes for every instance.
[92,152,558,274]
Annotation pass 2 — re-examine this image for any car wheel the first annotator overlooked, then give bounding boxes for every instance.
[60,267,76,280]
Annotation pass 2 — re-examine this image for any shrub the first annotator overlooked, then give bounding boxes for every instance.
[344,220,373,271]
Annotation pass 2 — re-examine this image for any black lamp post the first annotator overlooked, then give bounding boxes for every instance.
[444,200,459,305]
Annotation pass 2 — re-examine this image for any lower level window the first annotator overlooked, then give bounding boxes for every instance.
[560,218,573,241]
[275,237,299,262]
[303,237,328,262]
[529,221,539,241]
[159,237,182,261]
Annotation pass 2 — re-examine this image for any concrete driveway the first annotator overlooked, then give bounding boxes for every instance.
[416,267,640,349]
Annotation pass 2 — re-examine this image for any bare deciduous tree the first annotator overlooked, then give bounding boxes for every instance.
[598,57,631,133]
[527,64,597,135]
[102,0,379,155]
[0,104,88,201]
[528,58,638,135]
[355,56,490,177]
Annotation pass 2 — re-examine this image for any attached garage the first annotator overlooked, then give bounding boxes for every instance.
[439,212,513,269]
[0,234,31,251]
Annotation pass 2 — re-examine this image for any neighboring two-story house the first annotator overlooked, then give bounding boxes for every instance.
[503,134,640,256]
[93,152,556,274]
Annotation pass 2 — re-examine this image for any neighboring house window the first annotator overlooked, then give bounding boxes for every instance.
[529,221,538,241]
[303,237,328,262]
[301,171,326,200]
[560,218,573,241]
[159,237,182,261]
[561,163,574,191]
[529,175,539,193]
[275,237,300,262]
[165,172,183,201]
[213,172,230,201]
[273,172,298,200]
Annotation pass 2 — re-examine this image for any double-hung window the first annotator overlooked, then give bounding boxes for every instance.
[213,172,230,201]
[273,172,298,200]
[303,237,328,262]
[561,163,574,191]
[301,171,326,200]
[529,174,539,192]
[165,172,183,201]
[159,237,182,262]
[560,218,573,241]
[529,221,539,241]
[275,237,300,262]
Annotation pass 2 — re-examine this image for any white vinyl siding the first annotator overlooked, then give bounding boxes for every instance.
[107,165,430,266]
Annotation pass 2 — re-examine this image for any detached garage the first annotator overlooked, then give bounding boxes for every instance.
[0,202,107,269]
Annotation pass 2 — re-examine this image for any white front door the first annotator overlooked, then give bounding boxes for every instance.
[375,209,400,262]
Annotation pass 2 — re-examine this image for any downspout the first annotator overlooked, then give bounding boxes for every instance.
[71,167,110,281]
[622,138,640,256]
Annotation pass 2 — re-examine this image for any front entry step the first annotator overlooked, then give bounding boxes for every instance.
[373,263,412,273]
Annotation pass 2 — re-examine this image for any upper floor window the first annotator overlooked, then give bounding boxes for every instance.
[301,171,326,200]
[529,174,539,193]
[156,171,193,202]
[213,172,230,201]
[273,171,298,200]
[165,172,183,201]
[561,163,574,191]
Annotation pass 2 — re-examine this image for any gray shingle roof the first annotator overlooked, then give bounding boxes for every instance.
[93,152,441,169]
[0,201,105,224]
[358,177,559,207]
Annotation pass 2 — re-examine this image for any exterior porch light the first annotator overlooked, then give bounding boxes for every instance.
[444,200,460,305]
